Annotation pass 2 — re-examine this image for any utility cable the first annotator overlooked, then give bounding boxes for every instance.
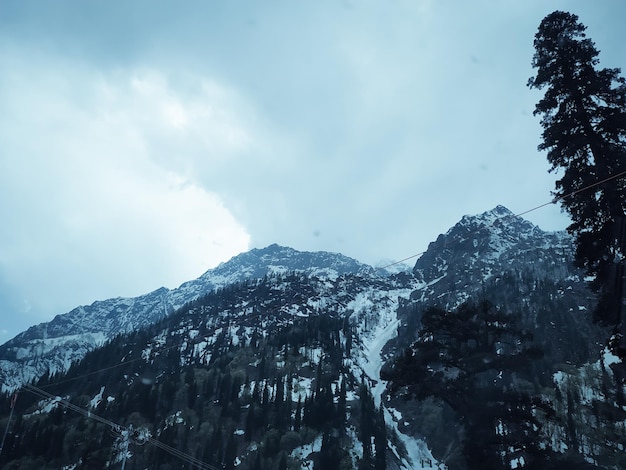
[35,159,621,389]
[36,164,612,388]
[379,169,626,271]
[21,383,220,470]
[22,384,120,429]
[14,168,626,464]
[39,339,187,389]
[0,392,18,457]
[26,168,626,392]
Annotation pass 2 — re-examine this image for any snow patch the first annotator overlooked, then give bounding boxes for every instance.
[350,286,442,469]
[291,434,323,469]
[89,386,105,409]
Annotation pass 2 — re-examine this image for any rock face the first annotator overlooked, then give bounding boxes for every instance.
[413,205,575,304]
[1,206,617,469]
[0,207,601,392]
[0,244,376,391]
[1,207,601,391]
[405,205,603,367]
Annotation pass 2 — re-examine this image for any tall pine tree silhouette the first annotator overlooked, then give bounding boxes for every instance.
[528,11,626,361]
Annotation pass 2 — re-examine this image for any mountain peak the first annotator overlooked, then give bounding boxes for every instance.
[459,205,515,225]
[454,205,539,238]
[413,205,572,290]
[209,244,373,278]
[0,243,375,391]
[486,204,514,219]
[492,204,512,214]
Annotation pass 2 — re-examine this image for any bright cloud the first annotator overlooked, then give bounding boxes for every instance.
[0,47,251,332]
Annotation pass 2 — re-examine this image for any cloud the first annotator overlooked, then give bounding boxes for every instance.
[6,0,620,338]
[0,47,250,332]
[176,0,569,262]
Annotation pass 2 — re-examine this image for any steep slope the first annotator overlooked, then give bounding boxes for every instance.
[392,206,604,363]
[412,205,575,304]
[0,244,376,392]
[384,206,614,468]
[1,205,617,469]
[0,271,432,470]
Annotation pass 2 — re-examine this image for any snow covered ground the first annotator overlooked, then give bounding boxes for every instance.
[351,287,443,470]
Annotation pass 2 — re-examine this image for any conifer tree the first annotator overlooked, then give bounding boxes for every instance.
[224,433,237,470]
[252,452,262,470]
[337,378,347,423]
[358,384,375,469]
[316,430,343,470]
[278,451,288,470]
[374,406,387,470]
[383,301,547,468]
[293,395,302,432]
[245,402,257,440]
[528,11,626,347]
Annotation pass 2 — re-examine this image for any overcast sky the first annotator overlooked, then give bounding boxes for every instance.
[1,1,625,341]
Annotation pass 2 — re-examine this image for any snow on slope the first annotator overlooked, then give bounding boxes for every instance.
[0,245,376,391]
[349,285,442,469]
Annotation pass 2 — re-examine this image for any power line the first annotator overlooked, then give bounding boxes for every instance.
[0,392,18,457]
[21,383,221,470]
[11,169,626,464]
[23,383,120,429]
[38,168,626,388]
[39,340,186,389]
[379,169,626,271]
[377,251,428,272]
[37,171,626,387]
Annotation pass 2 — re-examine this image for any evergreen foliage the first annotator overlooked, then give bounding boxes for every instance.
[0,273,379,469]
[384,301,550,468]
[0,223,623,468]
[528,11,626,349]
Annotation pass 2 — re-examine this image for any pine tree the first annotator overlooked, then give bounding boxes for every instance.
[293,395,302,432]
[528,11,626,343]
[566,390,579,451]
[374,406,387,470]
[383,301,547,468]
[358,384,374,469]
[252,452,262,470]
[278,451,288,470]
[337,378,347,424]
[224,433,237,470]
[316,431,340,470]
[245,402,257,440]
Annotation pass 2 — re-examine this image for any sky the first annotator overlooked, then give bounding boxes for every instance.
[1,1,626,342]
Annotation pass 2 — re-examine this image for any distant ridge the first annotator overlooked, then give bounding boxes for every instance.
[0,244,373,391]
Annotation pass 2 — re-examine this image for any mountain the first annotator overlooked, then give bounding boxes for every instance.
[1,270,422,469]
[402,205,604,365]
[0,206,621,469]
[0,244,376,392]
[413,205,574,299]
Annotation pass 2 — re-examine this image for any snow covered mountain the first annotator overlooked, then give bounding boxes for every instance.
[0,244,376,392]
[402,205,603,366]
[1,206,618,469]
[413,205,575,303]
[0,207,596,393]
